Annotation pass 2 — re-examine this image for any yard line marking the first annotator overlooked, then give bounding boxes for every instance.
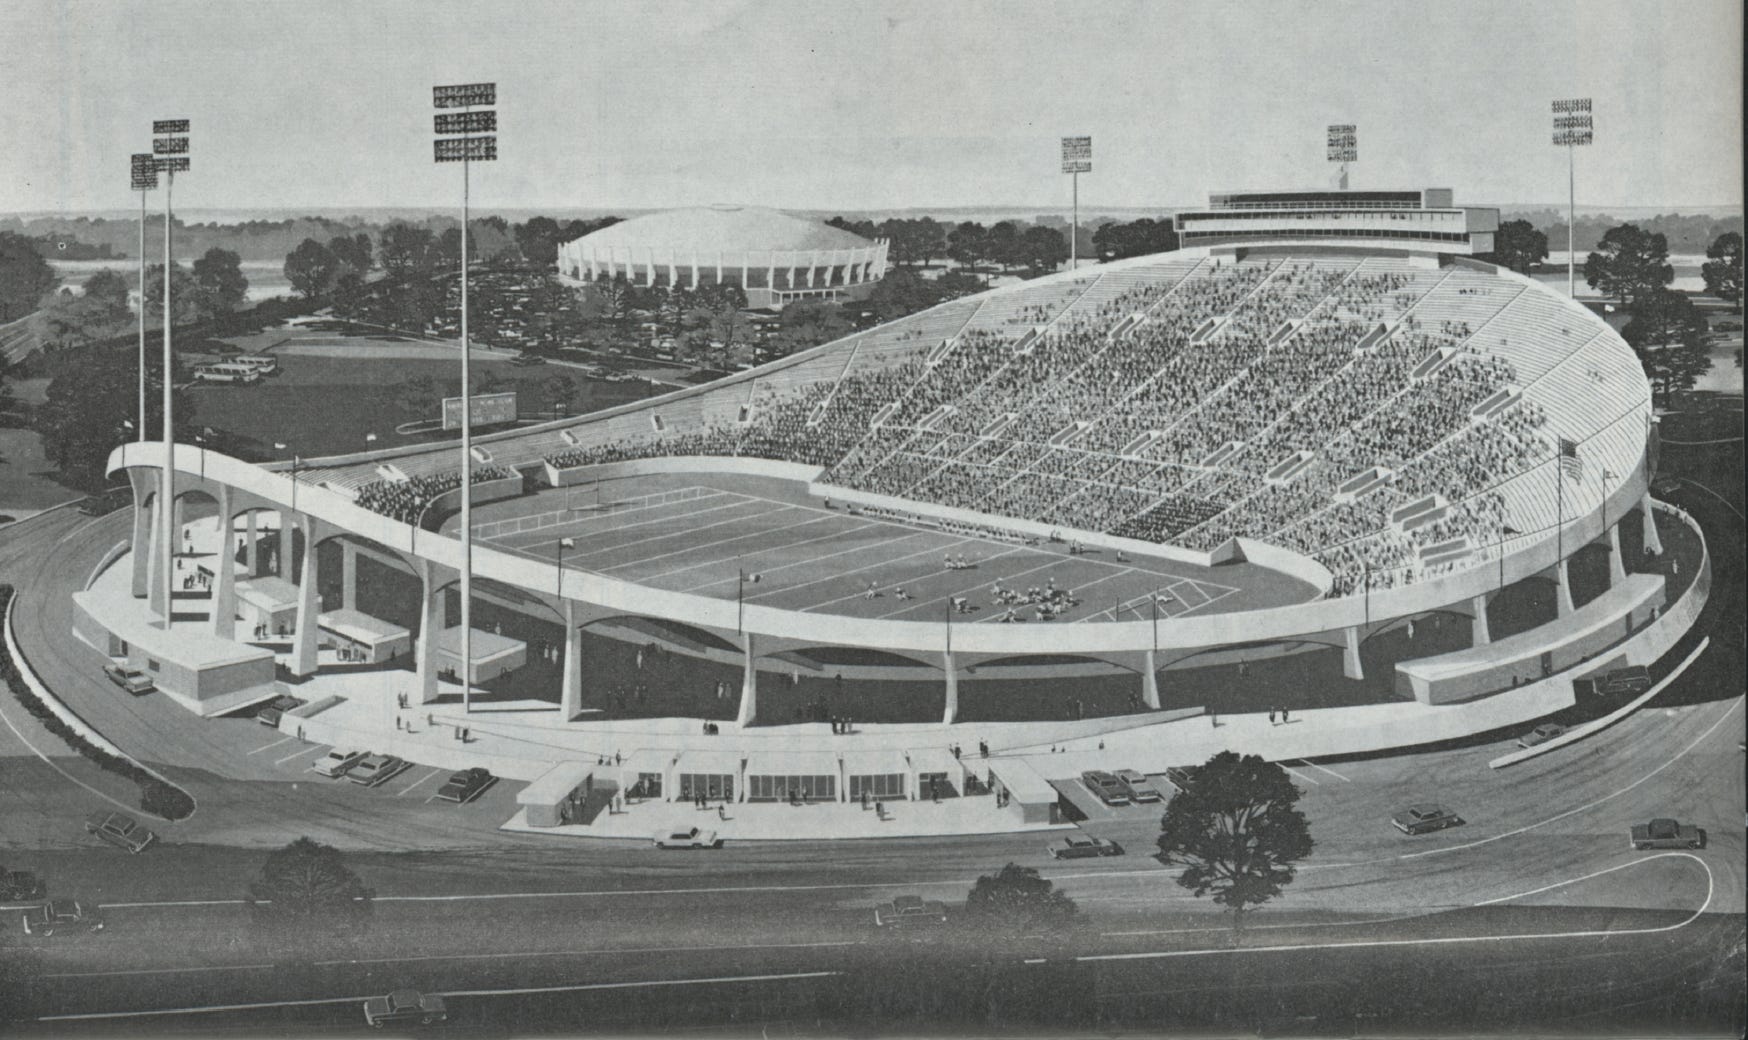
[246,735,296,756]
[396,766,444,797]
[801,544,1023,613]
[1278,763,1320,786]
[633,517,881,583]
[1301,760,1351,782]
[501,495,753,549]
[568,503,794,560]
[601,512,835,574]
[747,536,988,605]
[883,553,1058,620]
[688,521,897,589]
[275,744,329,766]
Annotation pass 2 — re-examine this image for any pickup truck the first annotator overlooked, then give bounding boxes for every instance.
[1629,818,1703,850]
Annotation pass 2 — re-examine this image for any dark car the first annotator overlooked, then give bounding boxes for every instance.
[436,767,495,803]
[1047,835,1124,860]
[255,694,304,726]
[1164,767,1196,794]
[362,989,446,1027]
[1516,723,1567,749]
[1080,770,1132,807]
[1392,804,1464,835]
[1592,666,1652,697]
[85,812,155,854]
[22,900,104,937]
[874,894,948,928]
[0,867,46,901]
[1630,817,1704,850]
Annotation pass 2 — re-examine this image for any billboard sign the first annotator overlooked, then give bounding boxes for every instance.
[434,135,498,162]
[433,82,496,108]
[442,391,518,431]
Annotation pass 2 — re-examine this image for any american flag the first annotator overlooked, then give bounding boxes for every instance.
[1558,437,1583,481]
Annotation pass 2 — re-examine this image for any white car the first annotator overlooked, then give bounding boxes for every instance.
[653,827,721,849]
[347,754,408,787]
[1114,768,1162,802]
[312,750,368,778]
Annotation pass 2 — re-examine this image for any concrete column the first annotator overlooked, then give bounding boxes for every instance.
[806,252,818,288]
[766,255,775,292]
[243,511,258,576]
[1554,558,1575,618]
[1639,496,1663,556]
[643,249,655,287]
[416,558,444,705]
[276,516,292,578]
[1470,594,1491,647]
[1142,648,1161,709]
[561,600,583,720]
[1341,625,1364,681]
[941,650,959,725]
[130,494,153,598]
[1606,525,1626,586]
[209,489,237,640]
[340,542,359,611]
[173,496,186,557]
[666,256,677,288]
[290,515,322,677]
[735,632,758,727]
[148,496,170,622]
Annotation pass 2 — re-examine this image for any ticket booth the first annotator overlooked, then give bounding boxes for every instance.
[517,762,597,827]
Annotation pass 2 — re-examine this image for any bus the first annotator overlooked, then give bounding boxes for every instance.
[194,362,262,385]
[233,354,279,376]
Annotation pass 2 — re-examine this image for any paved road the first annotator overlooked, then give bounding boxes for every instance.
[0,478,1741,1033]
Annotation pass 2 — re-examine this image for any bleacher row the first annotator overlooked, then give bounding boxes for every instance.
[306,255,1649,595]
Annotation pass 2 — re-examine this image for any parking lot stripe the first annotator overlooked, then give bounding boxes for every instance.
[275,744,329,767]
[397,767,443,797]
[246,735,296,756]
[1278,763,1320,786]
[1301,760,1351,782]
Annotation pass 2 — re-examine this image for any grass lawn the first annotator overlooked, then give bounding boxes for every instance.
[0,427,83,516]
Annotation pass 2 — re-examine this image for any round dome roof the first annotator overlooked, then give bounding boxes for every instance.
[570,206,873,254]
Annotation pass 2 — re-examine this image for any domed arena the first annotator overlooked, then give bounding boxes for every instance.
[555,204,889,309]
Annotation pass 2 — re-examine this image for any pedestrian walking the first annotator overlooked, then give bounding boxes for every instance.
[1268,708,1276,725]
[1281,707,1289,723]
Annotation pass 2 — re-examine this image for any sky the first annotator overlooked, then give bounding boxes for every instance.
[3,0,1741,216]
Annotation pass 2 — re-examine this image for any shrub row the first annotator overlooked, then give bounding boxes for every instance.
[0,584,194,821]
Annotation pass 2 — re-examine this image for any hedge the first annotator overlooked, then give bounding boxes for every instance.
[0,584,195,821]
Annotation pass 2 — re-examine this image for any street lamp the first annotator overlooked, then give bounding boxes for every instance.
[152,119,190,630]
[129,154,157,444]
[737,565,760,634]
[556,536,574,596]
[434,81,497,714]
[1552,98,1594,299]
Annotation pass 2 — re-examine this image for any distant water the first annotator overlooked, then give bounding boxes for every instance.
[48,259,291,303]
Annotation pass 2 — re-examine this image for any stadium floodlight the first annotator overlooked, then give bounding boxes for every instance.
[1061,136,1091,269]
[1327,124,1356,188]
[433,82,497,714]
[130,155,157,446]
[1552,98,1594,299]
[152,117,189,631]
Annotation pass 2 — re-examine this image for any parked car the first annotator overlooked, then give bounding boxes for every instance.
[1592,666,1652,697]
[436,767,495,803]
[1164,767,1196,794]
[347,754,408,787]
[255,694,304,726]
[22,900,104,937]
[1516,723,1568,749]
[1114,768,1162,802]
[1391,804,1464,835]
[1047,835,1124,860]
[510,353,547,366]
[312,750,369,778]
[85,812,155,854]
[1080,770,1132,807]
[1629,818,1704,850]
[654,827,721,849]
[101,664,154,696]
[362,989,446,1027]
[874,894,948,928]
[0,866,46,901]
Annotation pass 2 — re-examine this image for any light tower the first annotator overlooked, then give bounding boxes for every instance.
[151,120,190,629]
[1327,124,1356,190]
[129,153,157,443]
[1061,136,1091,269]
[1551,98,1593,299]
[433,81,497,713]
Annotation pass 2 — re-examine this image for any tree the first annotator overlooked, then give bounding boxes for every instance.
[192,248,249,311]
[1487,219,1549,275]
[283,239,338,300]
[541,373,580,418]
[378,223,436,277]
[142,262,220,327]
[1584,223,1673,309]
[948,222,988,274]
[394,375,443,419]
[1622,287,1714,402]
[514,216,563,268]
[0,231,58,322]
[1701,231,1742,312]
[246,837,374,957]
[866,268,943,324]
[327,233,373,277]
[1093,218,1178,263]
[1018,225,1069,277]
[37,269,133,352]
[964,862,1078,937]
[33,344,185,487]
[1156,751,1314,937]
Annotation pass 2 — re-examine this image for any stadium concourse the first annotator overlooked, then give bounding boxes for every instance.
[67,187,1709,839]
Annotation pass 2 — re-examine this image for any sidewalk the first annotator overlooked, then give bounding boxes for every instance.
[500,794,1071,842]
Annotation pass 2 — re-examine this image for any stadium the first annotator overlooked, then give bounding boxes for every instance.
[554,204,890,309]
[84,185,1708,832]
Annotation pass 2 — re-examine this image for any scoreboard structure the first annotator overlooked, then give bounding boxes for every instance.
[442,391,518,431]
